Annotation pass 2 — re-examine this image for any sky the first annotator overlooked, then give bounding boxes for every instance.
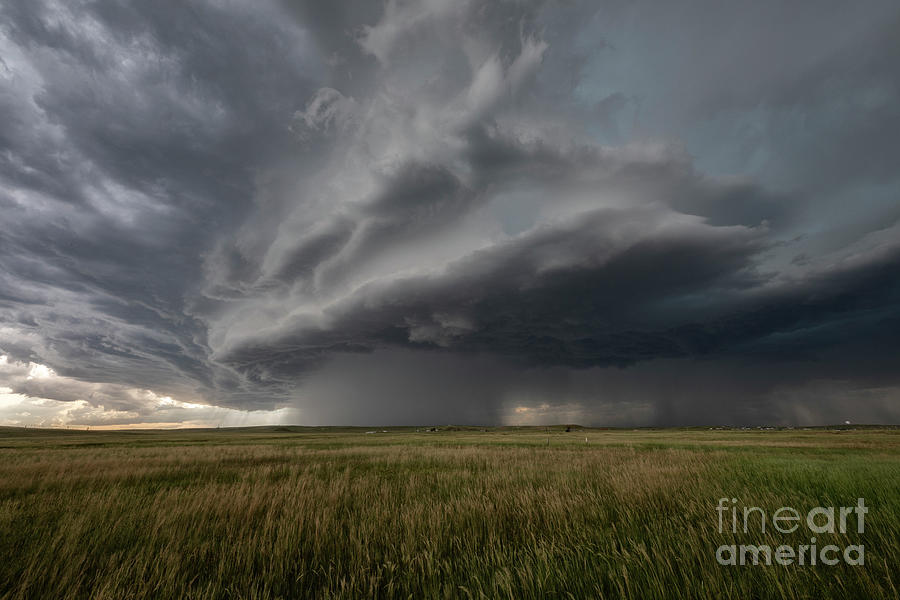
[1,0,899,428]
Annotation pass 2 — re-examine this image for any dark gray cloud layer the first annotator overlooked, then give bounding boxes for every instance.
[1,0,898,426]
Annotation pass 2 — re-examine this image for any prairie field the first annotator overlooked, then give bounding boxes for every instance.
[0,426,898,599]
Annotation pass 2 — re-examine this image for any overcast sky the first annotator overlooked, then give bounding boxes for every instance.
[1,0,899,428]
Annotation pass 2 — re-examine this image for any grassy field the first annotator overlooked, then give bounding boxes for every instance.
[0,426,898,599]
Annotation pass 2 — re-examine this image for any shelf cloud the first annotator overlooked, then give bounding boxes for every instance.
[1,0,899,426]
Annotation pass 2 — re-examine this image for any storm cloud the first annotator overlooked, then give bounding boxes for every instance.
[1,0,899,426]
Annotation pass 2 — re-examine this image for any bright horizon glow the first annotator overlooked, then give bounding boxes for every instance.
[0,355,296,429]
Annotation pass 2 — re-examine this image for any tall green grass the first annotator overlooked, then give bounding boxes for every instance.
[0,428,898,599]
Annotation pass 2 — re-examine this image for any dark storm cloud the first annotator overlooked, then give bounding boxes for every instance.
[221,210,900,378]
[221,206,766,375]
[0,0,320,411]
[1,0,899,425]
